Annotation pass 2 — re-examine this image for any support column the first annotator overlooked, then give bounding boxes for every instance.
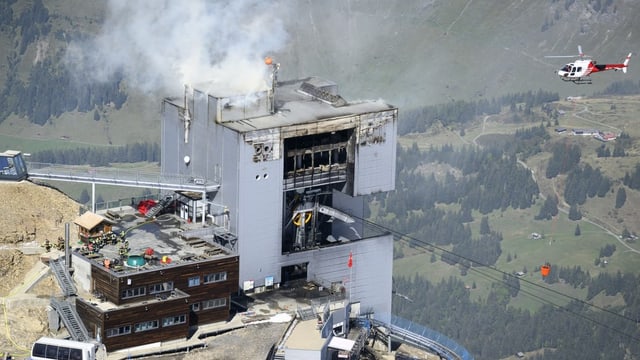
[202,191,206,226]
[92,182,96,213]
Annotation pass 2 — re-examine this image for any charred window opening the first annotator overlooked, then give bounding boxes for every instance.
[281,187,359,254]
[283,129,353,191]
[282,263,308,285]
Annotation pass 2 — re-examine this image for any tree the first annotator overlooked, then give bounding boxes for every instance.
[568,203,582,221]
[535,195,558,220]
[480,216,490,235]
[79,189,90,204]
[574,224,581,236]
[615,187,627,209]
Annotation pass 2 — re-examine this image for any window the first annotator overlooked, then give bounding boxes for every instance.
[134,319,159,332]
[121,286,146,299]
[188,276,200,287]
[162,314,187,327]
[203,271,227,284]
[32,343,47,357]
[191,302,200,312]
[202,297,227,310]
[31,343,83,359]
[45,345,58,358]
[149,281,174,294]
[106,325,132,338]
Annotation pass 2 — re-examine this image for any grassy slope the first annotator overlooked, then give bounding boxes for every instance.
[281,0,640,111]
[394,95,640,312]
[2,0,640,148]
[1,0,639,312]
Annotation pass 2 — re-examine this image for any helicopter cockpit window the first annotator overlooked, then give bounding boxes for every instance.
[577,67,582,72]
[561,65,571,72]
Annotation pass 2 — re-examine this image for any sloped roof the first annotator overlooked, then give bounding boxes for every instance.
[74,211,108,230]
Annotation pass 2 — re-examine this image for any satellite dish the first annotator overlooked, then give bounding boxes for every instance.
[184,155,191,165]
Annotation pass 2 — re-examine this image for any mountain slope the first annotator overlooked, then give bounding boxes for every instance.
[279,0,640,109]
[0,0,639,145]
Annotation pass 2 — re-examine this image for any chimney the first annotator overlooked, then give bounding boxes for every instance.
[265,56,280,114]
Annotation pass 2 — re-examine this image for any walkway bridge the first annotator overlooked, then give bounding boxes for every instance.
[370,315,473,360]
[26,162,220,224]
[26,162,219,193]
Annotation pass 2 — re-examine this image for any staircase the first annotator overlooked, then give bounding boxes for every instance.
[50,298,90,342]
[49,258,76,297]
[145,195,174,218]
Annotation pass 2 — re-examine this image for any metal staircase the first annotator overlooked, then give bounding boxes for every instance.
[145,195,174,218]
[49,258,76,297]
[50,298,90,342]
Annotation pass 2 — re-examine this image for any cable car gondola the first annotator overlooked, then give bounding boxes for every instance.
[540,262,551,278]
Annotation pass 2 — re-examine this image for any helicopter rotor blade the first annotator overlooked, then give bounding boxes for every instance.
[544,55,579,58]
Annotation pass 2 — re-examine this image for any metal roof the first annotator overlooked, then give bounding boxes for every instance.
[193,77,396,134]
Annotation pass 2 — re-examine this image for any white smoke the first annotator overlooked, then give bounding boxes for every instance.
[65,0,288,96]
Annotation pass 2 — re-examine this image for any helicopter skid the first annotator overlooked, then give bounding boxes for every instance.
[561,77,592,85]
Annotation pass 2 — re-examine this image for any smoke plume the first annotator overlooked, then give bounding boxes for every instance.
[65,0,288,96]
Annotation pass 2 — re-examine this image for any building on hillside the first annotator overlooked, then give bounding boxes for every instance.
[71,210,239,351]
[72,210,238,351]
[594,132,618,142]
[571,128,599,136]
[74,211,114,244]
[65,64,398,355]
[161,66,398,324]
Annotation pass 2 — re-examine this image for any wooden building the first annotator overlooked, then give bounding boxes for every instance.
[71,208,239,352]
[74,211,113,243]
[74,249,239,351]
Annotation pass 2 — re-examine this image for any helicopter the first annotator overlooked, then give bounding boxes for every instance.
[546,45,632,84]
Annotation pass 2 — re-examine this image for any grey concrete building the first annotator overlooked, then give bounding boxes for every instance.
[161,66,397,322]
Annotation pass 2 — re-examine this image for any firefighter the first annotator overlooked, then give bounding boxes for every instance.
[43,239,52,252]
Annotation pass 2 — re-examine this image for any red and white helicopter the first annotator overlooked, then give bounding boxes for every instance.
[546,45,632,84]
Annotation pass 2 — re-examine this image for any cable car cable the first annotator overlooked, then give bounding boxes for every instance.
[356,216,640,341]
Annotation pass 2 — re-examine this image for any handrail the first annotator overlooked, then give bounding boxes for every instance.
[367,314,473,360]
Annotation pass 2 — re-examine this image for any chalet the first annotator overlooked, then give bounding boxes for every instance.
[571,128,599,136]
[594,132,618,142]
[73,211,114,243]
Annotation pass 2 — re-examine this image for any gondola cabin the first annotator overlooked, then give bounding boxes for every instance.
[541,263,551,278]
[0,150,28,181]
